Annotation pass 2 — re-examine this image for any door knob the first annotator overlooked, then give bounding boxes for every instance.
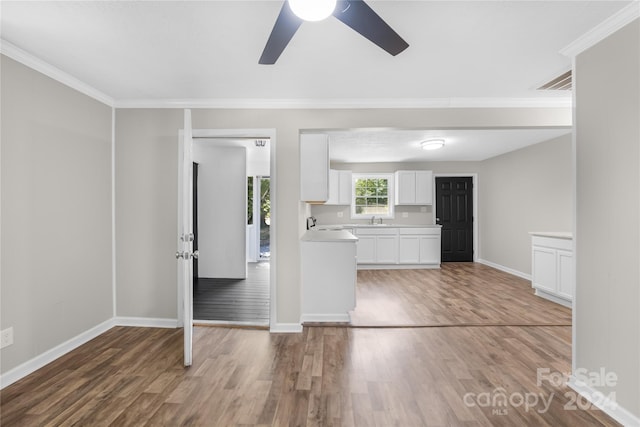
[176,251,185,259]
[192,250,199,260]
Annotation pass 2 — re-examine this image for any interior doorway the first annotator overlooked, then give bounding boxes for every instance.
[186,131,275,328]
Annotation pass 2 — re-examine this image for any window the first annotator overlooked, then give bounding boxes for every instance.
[351,173,394,219]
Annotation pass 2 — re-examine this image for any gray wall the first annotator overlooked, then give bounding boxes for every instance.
[114,107,571,325]
[0,56,113,374]
[575,19,639,418]
[481,134,572,274]
[115,109,180,318]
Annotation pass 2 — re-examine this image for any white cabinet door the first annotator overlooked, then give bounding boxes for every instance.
[398,236,420,264]
[532,247,557,294]
[415,171,433,205]
[338,170,352,205]
[356,236,376,263]
[557,250,573,300]
[419,235,440,264]
[300,134,329,202]
[326,169,352,205]
[326,169,339,205]
[395,171,416,205]
[376,236,398,263]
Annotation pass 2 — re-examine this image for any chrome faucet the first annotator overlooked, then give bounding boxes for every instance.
[370,215,376,225]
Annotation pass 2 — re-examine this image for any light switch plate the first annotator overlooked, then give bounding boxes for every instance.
[1,327,13,349]
[402,212,409,218]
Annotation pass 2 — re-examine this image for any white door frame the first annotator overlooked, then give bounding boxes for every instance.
[432,173,479,262]
[177,128,277,329]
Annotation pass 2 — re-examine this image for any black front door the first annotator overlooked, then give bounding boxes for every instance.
[435,177,473,262]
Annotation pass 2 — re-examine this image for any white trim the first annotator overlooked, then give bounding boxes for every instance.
[114,317,178,328]
[533,289,572,308]
[300,314,350,323]
[0,318,116,390]
[0,39,114,107]
[114,97,572,110]
[560,3,640,58]
[357,264,440,270]
[433,173,479,262]
[568,376,640,427]
[269,323,303,333]
[477,258,531,281]
[111,108,117,317]
[570,55,578,374]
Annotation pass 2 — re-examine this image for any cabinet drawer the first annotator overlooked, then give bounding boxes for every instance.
[355,227,398,236]
[399,227,440,235]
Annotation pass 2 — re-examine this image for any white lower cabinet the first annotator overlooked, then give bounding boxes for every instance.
[530,233,573,307]
[356,227,441,268]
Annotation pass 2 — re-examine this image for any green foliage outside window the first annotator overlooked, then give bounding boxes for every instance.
[354,178,389,215]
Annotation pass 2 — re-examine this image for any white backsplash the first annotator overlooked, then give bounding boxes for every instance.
[310,204,434,226]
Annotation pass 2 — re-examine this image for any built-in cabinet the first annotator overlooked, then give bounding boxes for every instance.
[301,230,358,322]
[355,226,441,268]
[300,134,329,202]
[530,233,573,307]
[395,170,433,205]
[326,169,352,205]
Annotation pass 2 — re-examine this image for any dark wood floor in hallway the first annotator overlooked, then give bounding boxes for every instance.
[194,261,270,325]
[0,264,618,426]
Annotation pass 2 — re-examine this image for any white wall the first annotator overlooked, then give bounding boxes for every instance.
[574,19,639,420]
[1,56,113,374]
[193,144,247,279]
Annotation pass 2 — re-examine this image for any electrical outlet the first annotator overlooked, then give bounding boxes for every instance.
[1,327,13,349]
[337,212,343,218]
[420,206,427,213]
[402,212,409,218]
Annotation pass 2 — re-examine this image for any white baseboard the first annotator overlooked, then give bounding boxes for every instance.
[477,259,531,281]
[300,313,350,323]
[568,376,640,427]
[269,323,303,333]
[357,264,440,270]
[0,318,116,390]
[114,317,178,328]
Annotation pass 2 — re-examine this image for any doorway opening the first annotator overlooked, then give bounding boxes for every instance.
[190,134,274,327]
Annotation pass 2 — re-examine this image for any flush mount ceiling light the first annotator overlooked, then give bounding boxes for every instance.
[421,139,445,150]
[288,0,337,21]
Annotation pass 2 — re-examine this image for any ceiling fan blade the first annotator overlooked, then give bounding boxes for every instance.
[333,0,409,56]
[259,1,303,64]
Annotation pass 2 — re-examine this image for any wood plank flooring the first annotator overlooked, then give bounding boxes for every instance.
[349,263,571,327]
[194,262,270,325]
[0,264,619,426]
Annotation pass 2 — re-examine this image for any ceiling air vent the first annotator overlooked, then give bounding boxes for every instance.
[538,70,572,90]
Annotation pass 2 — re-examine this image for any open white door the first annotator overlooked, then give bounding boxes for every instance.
[177,109,194,367]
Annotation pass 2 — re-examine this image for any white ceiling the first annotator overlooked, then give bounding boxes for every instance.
[327,127,571,162]
[0,1,629,162]
[0,1,631,103]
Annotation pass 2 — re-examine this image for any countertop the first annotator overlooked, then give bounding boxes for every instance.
[301,230,358,242]
[529,231,573,240]
[316,224,442,230]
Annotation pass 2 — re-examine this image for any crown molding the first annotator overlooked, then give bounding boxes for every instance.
[0,39,115,107]
[114,97,571,109]
[560,2,639,58]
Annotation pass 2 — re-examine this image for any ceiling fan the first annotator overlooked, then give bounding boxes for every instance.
[259,0,409,64]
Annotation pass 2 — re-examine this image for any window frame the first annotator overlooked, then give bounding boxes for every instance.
[350,173,395,220]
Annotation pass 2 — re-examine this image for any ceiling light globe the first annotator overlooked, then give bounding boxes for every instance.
[421,139,445,150]
[289,0,337,22]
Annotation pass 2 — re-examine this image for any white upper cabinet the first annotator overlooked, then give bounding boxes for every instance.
[300,134,329,202]
[395,170,433,205]
[326,169,352,205]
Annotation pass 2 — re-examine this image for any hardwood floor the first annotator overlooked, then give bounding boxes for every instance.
[194,262,270,325]
[0,264,619,426]
[349,263,571,327]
